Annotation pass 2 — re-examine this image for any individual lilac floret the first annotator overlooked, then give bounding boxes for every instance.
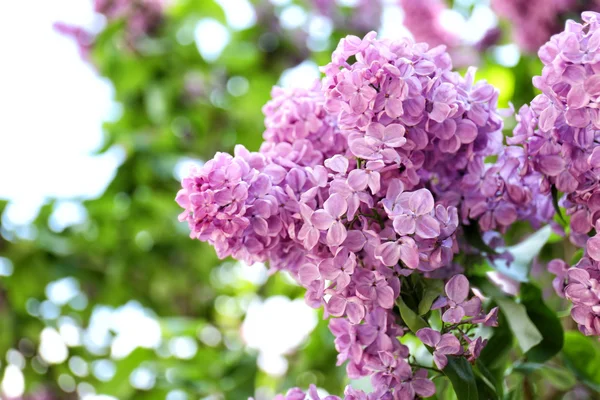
[432,274,482,323]
[416,328,462,369]
[472,306,500,327]
[396,368,436,399]
[311,193,349,246]
[547,259,569,297]
[464,335,488,363]
[388,189,441,239]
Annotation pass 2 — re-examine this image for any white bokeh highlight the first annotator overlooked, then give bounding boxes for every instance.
[242,296,317,376]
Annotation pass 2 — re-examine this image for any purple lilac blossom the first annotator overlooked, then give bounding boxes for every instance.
[179,32,510,398]
[512,12,600,336]
[416,328,462,369]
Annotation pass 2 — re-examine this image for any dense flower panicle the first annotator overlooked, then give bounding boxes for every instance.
[322,32,548,232]
[179,33,512,398]
[512,12,600,337]
[175,150,283,265]
[261,85,347,164]
[547,222,600,336]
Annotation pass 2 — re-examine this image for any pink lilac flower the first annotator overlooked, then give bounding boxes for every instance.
[509,12,600,336]
[388,189,441,239]
[472,306,500,327]
[547,259,569,297]
[261,84,345,163]
[563,255,600,336]
[311,193,349,246]
[432,274,482,323]
[178,30,521,397]
[416,328,462,369]
[395,368,436,399]
[465,336,488,363]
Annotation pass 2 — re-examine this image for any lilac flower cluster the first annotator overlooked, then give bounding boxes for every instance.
[177,32,522,398]
[270,275,497,399]
[509,12,600,336]
[491,0,599,53]
[322,32,550,233]
[546,223,600,336]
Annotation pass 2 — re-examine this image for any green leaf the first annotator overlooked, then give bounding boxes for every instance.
[505,387,525,400]
[489,226,552,283]
[571,248,584,265]
[513,362,576,391]
[479,310,513,370]
[472,277,542,355]
[521,283,563,363]
[443,356,479,400]
[418,279,444,316]
[539,364,576,391]
[493,296,543,354]
[562,331,600,391]
[396,297,428,333]
[473,361,500,400]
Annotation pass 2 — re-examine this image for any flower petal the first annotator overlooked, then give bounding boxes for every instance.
[445,274,470,303]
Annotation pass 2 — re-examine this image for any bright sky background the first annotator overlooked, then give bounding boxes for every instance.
[0,0,120,227]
